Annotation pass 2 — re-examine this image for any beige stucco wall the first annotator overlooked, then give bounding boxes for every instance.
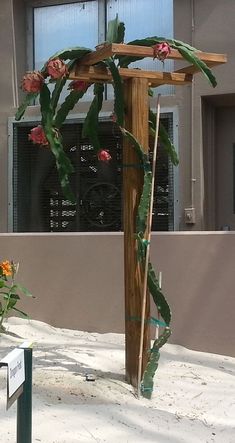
[1,232,235,358]
[0,1,235,358]
[0,0,233,231]
[175,0,235,229]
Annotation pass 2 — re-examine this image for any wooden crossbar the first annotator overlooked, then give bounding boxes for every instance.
[79,42,227,68]
[174,59,226,75]
[69,65,192,86]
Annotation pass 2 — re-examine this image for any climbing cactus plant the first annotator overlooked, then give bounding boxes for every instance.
[15,15,217,398]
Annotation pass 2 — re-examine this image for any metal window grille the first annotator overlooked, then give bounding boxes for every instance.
[12,115,174,232]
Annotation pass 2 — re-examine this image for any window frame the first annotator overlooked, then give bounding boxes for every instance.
[26,0,174,72]
[149,105,179,231]
[8,111,114,232]
[161,106,179,231]
[26,0,106,71]
[25,0,175,102]
[8,109,179,232]
[17,1,178,232]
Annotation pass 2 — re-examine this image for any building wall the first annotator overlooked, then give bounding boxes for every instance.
[1,232,235,358]
[174,0,235,229]
[0,0,233,231]
[0,1,235,357]
[0,1,15,232]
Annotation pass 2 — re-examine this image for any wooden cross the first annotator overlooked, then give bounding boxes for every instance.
[69,43,226,388]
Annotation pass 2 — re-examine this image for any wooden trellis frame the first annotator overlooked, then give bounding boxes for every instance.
[69,43,226,388]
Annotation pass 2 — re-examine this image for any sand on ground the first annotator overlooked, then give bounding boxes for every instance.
[0,317,235,443]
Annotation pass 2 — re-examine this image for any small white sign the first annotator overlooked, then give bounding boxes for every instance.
[1,348,25,397]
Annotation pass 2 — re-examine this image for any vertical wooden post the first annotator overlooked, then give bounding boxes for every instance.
[123,77,150,387]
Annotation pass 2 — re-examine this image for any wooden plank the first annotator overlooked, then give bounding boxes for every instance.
[175,57,227,75]
[111,43,227,64]
[70,64,110,81]
[69,65,192,86]
[79,42,226,67]
[123,77,150,387]
[122,69,192,86]
[79,44,113,66]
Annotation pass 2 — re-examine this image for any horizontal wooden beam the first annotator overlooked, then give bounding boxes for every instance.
[79,43,227,67]
[174,59,227,75]
[69,65,192,86]
[80,44,113,66]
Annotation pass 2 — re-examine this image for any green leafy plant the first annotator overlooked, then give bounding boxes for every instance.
[15,15,217,397]
[0,260,33,332]
[15,15,215,202]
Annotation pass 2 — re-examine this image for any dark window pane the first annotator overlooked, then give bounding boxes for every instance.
[13,117,174,232]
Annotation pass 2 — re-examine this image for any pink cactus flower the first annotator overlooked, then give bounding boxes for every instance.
[68,80,89,91]
[97,149,112,162]
[21,71,44,93]
[110,112,117,123]
[152,42,171,61]
[28,126,49,146]
[47,58,68,79]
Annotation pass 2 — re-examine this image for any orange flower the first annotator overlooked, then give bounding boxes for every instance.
[0,260,13,277]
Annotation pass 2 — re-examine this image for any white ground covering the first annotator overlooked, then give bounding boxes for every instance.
[0,317,235,443]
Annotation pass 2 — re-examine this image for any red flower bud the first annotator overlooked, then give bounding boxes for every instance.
[97,149,112,162]
[28,126,49,146]
[47,58,68,79]
[68,80,89,92]
[21,71,44,93]
[152,42,171,62]
[110,112,117,123]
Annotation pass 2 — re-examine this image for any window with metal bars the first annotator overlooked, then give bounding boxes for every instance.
[11,115,174,232]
